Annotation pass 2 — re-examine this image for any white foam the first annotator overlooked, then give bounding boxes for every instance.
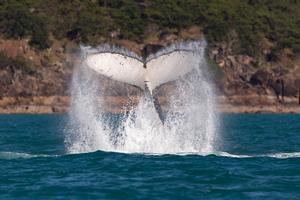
[264,152,300,159]
[0,151,55,160]
[212,151,300,159]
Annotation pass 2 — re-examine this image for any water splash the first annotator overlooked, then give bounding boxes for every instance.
[65,40,219,154]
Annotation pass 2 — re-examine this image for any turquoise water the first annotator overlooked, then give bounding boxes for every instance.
[0,114,300,199]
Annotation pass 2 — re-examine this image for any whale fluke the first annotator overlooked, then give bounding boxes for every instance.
[84,45,200,123]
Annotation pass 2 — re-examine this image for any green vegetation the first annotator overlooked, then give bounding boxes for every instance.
[0,52,35,74]
[0,0,300,57]
[0,2,50,49]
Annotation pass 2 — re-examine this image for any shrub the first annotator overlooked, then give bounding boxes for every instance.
[0,2,50,49]
[0,52,35,75]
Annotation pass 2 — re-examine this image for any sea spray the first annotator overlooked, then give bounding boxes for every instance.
[65,40,219,154]
[64,56,112,153]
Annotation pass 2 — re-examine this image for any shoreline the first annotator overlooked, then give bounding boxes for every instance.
[1,105,300,114]
[0,96,300,114]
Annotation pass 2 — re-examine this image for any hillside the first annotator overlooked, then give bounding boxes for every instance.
[2,1,300,53]
[0,0,300,113]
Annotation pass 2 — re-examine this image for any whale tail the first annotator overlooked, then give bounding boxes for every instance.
[84,46,200,123]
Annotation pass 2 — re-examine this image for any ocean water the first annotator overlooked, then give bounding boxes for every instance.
[0,114,300,200]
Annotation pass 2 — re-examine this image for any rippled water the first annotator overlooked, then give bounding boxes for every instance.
[0,114,300,199]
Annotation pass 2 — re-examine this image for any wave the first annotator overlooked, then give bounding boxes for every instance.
[115,150,300,159]
[263,152,300,159]
[188,151,300,159]
[1,150,299,160]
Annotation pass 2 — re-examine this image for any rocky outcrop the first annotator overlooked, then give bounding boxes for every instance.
[0,38,74,97]
[0,96,69,114]
[208,38,300,107]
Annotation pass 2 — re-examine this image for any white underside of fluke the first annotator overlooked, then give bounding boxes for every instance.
[85,50,200,93]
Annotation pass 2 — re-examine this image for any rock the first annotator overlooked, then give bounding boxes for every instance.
[110,29,120,38]
[142,44,164,58]
[179,26,202,40]
[117,40,141,54]
[249,70,272,86]
[0,70,13,86]
[281,76,298,96]
[41,58,51,68]
[159,32,177,43]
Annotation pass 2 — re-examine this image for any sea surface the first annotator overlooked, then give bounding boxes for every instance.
[0,114,299,199]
